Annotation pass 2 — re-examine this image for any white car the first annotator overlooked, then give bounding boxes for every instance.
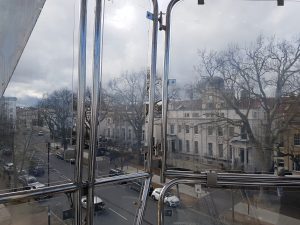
[18,175,45,189]
[151,188,180,207]
[81,196,105,211]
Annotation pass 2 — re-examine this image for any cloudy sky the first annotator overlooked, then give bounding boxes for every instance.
[3,0,300,106]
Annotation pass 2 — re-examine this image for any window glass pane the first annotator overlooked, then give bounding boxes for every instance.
[95,0,153,177]
[1,0,78,192]
[165,0,300,173]
[163,185,300,225]
[94,180,152,225]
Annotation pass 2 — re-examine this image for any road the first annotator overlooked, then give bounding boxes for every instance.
[1,128,241,225]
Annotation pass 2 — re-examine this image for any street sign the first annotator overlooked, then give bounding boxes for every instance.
[146,11,154,21]
[195,184,202,194]
[168,79,176,86]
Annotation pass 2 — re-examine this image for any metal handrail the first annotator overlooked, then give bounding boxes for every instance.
[0,183,77,204]
[0,172,150,204]
[157,174,300,225]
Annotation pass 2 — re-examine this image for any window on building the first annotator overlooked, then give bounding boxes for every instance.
[107,128,110,137]
[184,113,190,117]
[185,125,189,133]
[178,125,182,133]
[186,140,190,152]
[229,145,233,160]
[207,103,214,109]
[128,129,131,140]
[194,125,198,134]
[107,118,111,124]
[240,148,245,163]
[208,143,213,156]
[194,141,199,154]
[122,128,125,140]
[218,144,223,158]
[241,125,247,139]
[294,133,300,145]
[116,129,119,138]
[192,113,199,117]
[208,126,213,135]
[253,111,257,118]
[171,140,176,152]
[170,124,175,134]
[218,126,223,136]
[178,139,182,152]
[142,130,145,141]
[229,127,234,137]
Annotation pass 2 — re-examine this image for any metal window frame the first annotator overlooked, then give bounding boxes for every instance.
[0,1,158,225]
[157,173,300,225]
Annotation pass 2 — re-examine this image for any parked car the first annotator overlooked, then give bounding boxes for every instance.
[109,169,124,177]
[128,179,153,195]
[151,188,180,207]
[17,168,27,176]
[3,163,14,173]
[65,158,75,164]
[28,166,45,177]
[2,148,12,156]
[56,151,64,160]
[81,196,105,211]
[18,175,45,189]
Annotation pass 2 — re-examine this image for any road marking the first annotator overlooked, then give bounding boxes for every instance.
[108,207,128,221]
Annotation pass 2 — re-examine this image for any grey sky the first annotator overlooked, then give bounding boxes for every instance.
[3,0,300,106]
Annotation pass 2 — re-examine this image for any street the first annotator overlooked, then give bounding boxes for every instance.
[0,128,271,225]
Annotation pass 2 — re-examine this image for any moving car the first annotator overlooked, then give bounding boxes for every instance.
[81,196,105,211]
[109,169,124,177]
[151,188,180,207]
[55,151,64,160]
[38,131,44,136]
[18,175,45,189]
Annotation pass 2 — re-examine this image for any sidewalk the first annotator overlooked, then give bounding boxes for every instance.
[123,166,199,199]
[234,202,300,225]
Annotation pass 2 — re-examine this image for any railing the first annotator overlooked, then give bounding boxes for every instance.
[157,172,300,225]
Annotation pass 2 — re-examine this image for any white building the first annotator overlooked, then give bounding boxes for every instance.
[0,97,17,130]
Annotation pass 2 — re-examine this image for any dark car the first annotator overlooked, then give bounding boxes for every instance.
[29,166,45,177]
[109,169,124,177]
[128,179,153,195]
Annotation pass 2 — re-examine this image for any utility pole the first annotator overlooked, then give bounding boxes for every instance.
[47,142,50,185]
[47,142,51,225]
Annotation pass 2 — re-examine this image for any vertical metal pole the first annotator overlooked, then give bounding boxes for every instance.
[146,0,158,174]
[87,0,105,224]
[232,189,235,223]
[75,0,87,225]
[135,177,151,225]
[161,0,181,183]
[135,1,158,224]
[47,142,50,186]
[48,205,51,225]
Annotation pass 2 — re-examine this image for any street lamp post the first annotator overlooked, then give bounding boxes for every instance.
[47,142,50,186]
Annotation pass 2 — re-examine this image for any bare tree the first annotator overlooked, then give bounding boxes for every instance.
[38,88,73,150]
[108,71,147,151]
[195,35,300,171]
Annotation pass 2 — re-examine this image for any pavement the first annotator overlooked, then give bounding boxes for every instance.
[234,202,300,225]
[123,166,198,198]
